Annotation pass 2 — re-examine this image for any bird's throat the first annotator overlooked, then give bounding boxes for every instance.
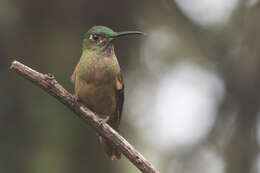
[103,43,114,57]
[78,46,119,84]
[104,48,112,56]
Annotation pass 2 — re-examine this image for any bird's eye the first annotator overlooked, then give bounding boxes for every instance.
[91,34,100,41]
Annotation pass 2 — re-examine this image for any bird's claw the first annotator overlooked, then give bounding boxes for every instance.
[98,116,110,126]
[73,94,79,102]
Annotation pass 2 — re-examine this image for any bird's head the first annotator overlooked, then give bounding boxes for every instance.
[82,25,144,53]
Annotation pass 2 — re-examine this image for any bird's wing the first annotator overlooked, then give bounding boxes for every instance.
[71,63,79,84]
[110,73,124,130]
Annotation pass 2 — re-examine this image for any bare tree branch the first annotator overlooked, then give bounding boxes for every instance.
[10,60,159,173]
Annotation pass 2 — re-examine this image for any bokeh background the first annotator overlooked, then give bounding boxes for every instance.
[1,0,260,173]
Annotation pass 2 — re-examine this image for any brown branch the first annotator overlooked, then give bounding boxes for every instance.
[10,60,159,173]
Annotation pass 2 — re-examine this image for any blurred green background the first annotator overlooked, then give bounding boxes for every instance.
[2,0,260,173]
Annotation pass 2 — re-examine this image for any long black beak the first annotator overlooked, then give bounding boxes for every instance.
[114,31,145,38]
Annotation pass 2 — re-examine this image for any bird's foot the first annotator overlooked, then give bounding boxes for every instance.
[73,94,79,102]
[102,116,110,123]
[97,116,110,142]
[98,116,110,126]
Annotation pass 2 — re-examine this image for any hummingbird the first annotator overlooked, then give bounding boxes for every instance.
[71,26,144,160]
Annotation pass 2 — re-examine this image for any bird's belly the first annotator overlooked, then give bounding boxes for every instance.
[76,81,116,117]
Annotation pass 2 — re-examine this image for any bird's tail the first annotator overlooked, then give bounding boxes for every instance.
[98,136,121,160]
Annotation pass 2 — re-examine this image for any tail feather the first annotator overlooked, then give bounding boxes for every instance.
[99,136,121,160]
